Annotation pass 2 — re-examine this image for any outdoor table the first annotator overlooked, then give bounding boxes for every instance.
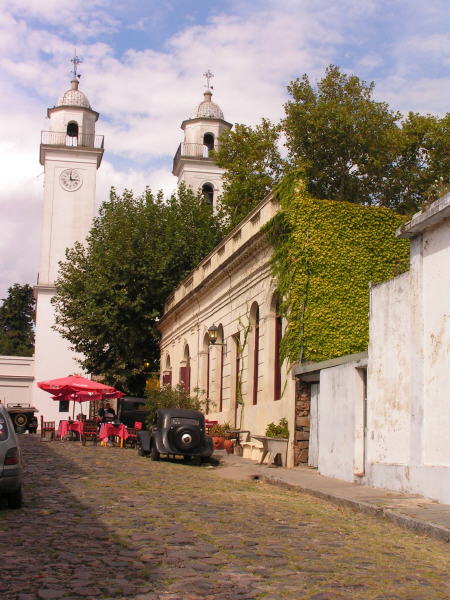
[99,423,129,448]
[57,420,84,440]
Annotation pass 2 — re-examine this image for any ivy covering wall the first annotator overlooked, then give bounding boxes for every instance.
[264,173,410,364]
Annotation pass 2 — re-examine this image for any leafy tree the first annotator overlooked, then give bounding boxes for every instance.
[284,65,402,207]
[215,65,449,219]
[382,112,450,213]
[0,284,35,356]
[53,185,224,395]
[213,119,285,227]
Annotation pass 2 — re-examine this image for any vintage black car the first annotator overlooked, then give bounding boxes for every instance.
[5,403,38,434]
[138,408,213,463]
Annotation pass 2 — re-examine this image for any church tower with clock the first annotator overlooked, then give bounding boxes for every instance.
[33,57,104,421]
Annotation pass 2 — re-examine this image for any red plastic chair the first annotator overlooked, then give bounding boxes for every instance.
[205,420,218,435]
[125,427,138,448]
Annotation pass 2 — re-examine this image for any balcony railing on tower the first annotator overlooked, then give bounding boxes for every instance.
[173,143,210,171]
[40,131,105,149]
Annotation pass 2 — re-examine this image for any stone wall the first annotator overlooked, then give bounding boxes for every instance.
[294,379,310,465]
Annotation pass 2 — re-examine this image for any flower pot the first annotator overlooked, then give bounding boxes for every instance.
[212,436,225,450]
[223,439,235,454]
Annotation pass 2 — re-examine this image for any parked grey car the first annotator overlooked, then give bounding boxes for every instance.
[0,404,23,508]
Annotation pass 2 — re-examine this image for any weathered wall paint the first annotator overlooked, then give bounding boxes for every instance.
[366,199,450,504]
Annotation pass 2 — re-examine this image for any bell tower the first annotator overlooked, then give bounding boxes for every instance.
[33,55,104,423]
[172,71,232,208]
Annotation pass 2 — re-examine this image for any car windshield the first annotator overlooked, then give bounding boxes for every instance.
[0,415,8,441]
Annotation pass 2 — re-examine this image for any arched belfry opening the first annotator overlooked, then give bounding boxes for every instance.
[66,121,78,137]
[203,132,214,151]
[202,183,214,206]
[66,121,79,147]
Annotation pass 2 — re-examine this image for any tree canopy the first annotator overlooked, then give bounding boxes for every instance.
[0,283,35,356]
[53,185,224,395]
[214,65,450,226]
[213,119,285,225]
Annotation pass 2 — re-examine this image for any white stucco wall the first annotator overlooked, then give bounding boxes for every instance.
[421,222,450,466]
[367,271,413,466]
[366,203,450,504]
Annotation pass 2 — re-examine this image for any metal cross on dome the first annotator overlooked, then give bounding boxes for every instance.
[71,51,82,79]
[203,69,214,90]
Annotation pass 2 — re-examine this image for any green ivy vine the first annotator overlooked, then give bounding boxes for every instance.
[263,171,410,365]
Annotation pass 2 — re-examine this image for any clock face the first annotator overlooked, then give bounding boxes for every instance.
[60,168,83,191]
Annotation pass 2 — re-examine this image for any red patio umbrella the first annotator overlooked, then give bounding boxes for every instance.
[37,375,124,418]
[37,374,121,396]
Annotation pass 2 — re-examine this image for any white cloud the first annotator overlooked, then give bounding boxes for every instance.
[0,0,449,298]
[6,0,118,37]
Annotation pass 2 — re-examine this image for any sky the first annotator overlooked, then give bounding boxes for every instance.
[0,0,449,299]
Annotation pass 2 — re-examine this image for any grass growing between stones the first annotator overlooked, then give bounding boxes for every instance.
[6,438,448,600]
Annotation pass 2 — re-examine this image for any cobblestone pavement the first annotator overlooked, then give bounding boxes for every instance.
[1,437,449,600]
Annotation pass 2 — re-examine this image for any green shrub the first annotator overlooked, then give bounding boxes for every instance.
[145,385,206,428]
[265,418,289,438]
[209,422,232,437]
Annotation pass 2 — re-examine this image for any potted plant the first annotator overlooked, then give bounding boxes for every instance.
[209,422,232,451]
[265,418,289,439]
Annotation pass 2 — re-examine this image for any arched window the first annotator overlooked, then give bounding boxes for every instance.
[202,332,211,413]
[274,296,282,401]
[203,132,214,151]
[233,333,241,427]
[66,121,79,147]
[202,183,214,206]
[217,325,225,412]
[162,354,172,386]
[180,345,190,394]
[250,303,260,405]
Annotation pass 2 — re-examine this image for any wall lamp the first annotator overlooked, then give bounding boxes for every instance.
[208,324,226,348]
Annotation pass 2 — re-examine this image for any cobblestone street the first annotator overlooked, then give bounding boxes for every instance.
[1,436,448,600]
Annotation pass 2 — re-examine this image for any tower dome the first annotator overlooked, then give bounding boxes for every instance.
[57,78,91,109]
[192,90,224,120]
